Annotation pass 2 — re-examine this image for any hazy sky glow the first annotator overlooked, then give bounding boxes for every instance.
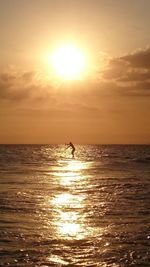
[0,0,150,144]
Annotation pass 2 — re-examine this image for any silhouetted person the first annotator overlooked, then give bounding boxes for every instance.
[67,142,75,158]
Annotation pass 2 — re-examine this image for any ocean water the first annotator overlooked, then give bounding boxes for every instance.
[0,145,150,267]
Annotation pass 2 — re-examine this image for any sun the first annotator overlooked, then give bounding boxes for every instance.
[50,44,87,80]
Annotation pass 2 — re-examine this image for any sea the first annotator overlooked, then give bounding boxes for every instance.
[0,144,150,267]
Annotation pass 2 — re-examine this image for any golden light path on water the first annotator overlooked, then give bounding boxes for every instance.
[50,160,89,240]
[45,159,105,265]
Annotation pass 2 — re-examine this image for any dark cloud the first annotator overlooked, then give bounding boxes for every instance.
[0,69,53,101]
[22,71,36,81]
[0,73,16,82]
[118,70,150,82]
[101,47,150,96]
[121,47,150,69]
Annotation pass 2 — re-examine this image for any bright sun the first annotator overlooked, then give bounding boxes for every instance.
[50,44,87,80]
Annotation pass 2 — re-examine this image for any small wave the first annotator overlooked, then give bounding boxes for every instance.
[133,156,150,164]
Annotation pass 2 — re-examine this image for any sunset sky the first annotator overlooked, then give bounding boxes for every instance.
[0,0,150,144]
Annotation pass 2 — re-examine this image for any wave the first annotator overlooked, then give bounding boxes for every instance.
[132,156,150,164]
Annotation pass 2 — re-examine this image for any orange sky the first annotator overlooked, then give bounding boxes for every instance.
[0,0,150,144]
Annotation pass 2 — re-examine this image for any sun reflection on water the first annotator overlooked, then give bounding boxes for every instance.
[51,191,86,239]
[51,193,84,208]
[52,160,88,186]
[40,157,108,266]
[48,159,90,240]
[56,210,85,239]
[66,160,86,171]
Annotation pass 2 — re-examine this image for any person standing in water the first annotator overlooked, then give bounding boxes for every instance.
[67,142,75,158]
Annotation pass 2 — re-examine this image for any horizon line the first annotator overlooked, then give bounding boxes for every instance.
[0,143,150,146]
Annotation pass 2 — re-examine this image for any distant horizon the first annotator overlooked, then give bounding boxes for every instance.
[0,143,150,146]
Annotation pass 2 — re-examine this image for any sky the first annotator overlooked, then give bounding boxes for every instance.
[0,0,150,144]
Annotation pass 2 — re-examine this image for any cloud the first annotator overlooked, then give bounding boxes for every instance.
[101,47,150,96]
[1,46,150,106]
[121,47,150,69]
[0,69,53,101]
